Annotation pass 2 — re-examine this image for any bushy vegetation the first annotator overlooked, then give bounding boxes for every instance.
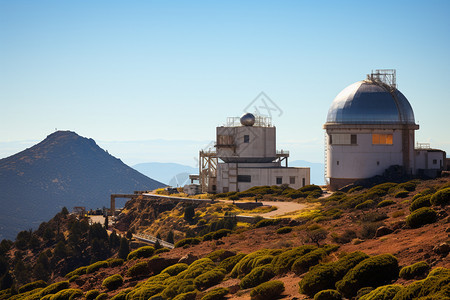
[219,253,246,273]
[291,248,327,275]
[335,254,399,298]
[240,265,275,289]
[360,284,403,300]
[126,284,164,299]
[250,280,285,300]
[205,249,235,262]
[18,280,47,293]
[377,199,395,207]
[174,238,201,248]
[86,260,109,274]
[107,258,124,267]
[231,250,276,278]
[406,207,437,228]
[394,190,409,198]
[127,261,150,278]
[313,289,342,300]
[298,251,369,297]
[161,263,188,276]
[254,219,281,228]
[65,266,87,278]
[102,274,123,290]
[276,227,292,234]
[409,195,431,212]
[194,268,226,290]
[399,261,429,279]
[39,281,70,298]
[272,245,317,274]
[181,258,216,279]
[430,187,450,206]
[85,289,100,300]
[173,291,197,300]
[127,246,155,260]
[161,279,196,299]
[49,288,83,300]
[393,267,450,299]
[201,287,229,300]
[355,200,375,210]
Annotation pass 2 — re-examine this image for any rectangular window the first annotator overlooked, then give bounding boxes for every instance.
[217,135,234,145]
[372,134,393,145]
[276,177,282,184]
[433,159,437,165]
[237,175,251,182]
[244,135,250,143]
[302,178,305,187]
[330,134,357,145]
[289,176,295,184]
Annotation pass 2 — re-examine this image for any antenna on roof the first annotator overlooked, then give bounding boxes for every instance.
[367,69,397,89]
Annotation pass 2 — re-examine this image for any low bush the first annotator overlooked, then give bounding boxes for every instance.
[371,183,398,193]
[299,185,323,194]
[240,265,275,289]
[398,181,418,192]
[18,280,47,293]
[335,254,399,298]
[314,289,342,300]
[406,207,437,228]
[102,274,123,291]
[298,251,369,297]
[291,248,327,275]
[399,261,429,279]
[231,250,275,278]
[182,258,216,279]
[127,246,155,260]
[395,191,409,198]
[174,238,201,248]
[393,267,450,299]
[65,266,87,278]
[332,230,357,244]
[161,279,196,299]
[194,268,226,290]
[356,287,374,299]
[252,255,274,268]
[272,245,317,274]
[94,293,108,300]
[206,249,235,262]
[377,199,395,207]
[430,187,450,206]
[276,227,292,234]
[360,284,403,300]
[212,229,232,240]
[110,289,131,300]
[255,219,281,228]
[39,281,70,298]
[355,200,375,210]
[219,253,246,273]
[155,247,170,254]
[409,195,431,212]
[250,280,285,300]
[126,285,164,299]
[85,289,100,300]
[173,291,197,300]
[201,287,229,300]
[107,258,124,267]
[86,260,109,274]
[68,275,79,283]
[161,263,188,276]
[49,288,83,300]
[127,261,150,277]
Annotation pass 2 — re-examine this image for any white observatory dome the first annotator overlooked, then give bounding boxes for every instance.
[326,80,416,125]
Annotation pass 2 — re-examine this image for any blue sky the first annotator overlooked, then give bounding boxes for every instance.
[1,0,449,166]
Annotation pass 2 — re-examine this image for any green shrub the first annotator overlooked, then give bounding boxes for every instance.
[173,291,197,300]
[126,285,165,299]
[348,186,363,193]
[336,254,399,298]
[250,280,285,300]
[161,263,188,276]
[399,261,429,279]
[85,289,100,300]
[65,266,87,278]
[398,181,418,192]
[86,260,109,274]
[155,247,170,254]
[299,185,323,193]
[174,238,201,248]
[107,258,124,267]
[219,253,246,273]
[181,258,215,279]
[9,288,43,300]
[276,227,292,234]
[49,288,83,300]
[360,284,403,300]
[409,195,432,212]
[18,280,47,293]
[201,287,229,300]
[252,255,274,269]
[356,287,374,299]
[240,265,275,289]
[272,245,317,274]
[298,251,369,297]
[110,289,131,300]
[39,281,70,298]
[377,200,395,207]
[314,289,342,300]
[355,200,375,210]
[212,229,232,240]
[230,250,275,278]
[68,275,79,283]
[406,207,437,228]
[255,219,281,228]
[127,246,155,260]
[102,274,123,291]
[395,191,409,198]
[127,261,149,277]
[392,268,450,300]
[206,249,235,262]
[194,268,226,290]
[95,293,108,300]
[430,187,450,206]
[371,183,398,193]
[161,279,196,299]
[291,248,327,275]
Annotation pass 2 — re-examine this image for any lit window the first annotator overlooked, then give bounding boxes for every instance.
[372,134,393,145]
[276,177,282,184]
[290,176,295,184]
[244,135,250,143]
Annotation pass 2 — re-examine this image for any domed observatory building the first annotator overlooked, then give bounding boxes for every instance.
[194,113,310,194]
[324,70,419,190]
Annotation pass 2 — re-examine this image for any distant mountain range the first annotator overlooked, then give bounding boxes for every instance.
[133,160,325,187]
[0,131,165,240]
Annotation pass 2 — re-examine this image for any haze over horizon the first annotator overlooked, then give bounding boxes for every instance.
[1,1,450,165]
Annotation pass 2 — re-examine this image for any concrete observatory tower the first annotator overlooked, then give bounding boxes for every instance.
[323,70,419,190]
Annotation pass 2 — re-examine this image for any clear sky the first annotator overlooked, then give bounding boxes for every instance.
[1,0,449,166]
